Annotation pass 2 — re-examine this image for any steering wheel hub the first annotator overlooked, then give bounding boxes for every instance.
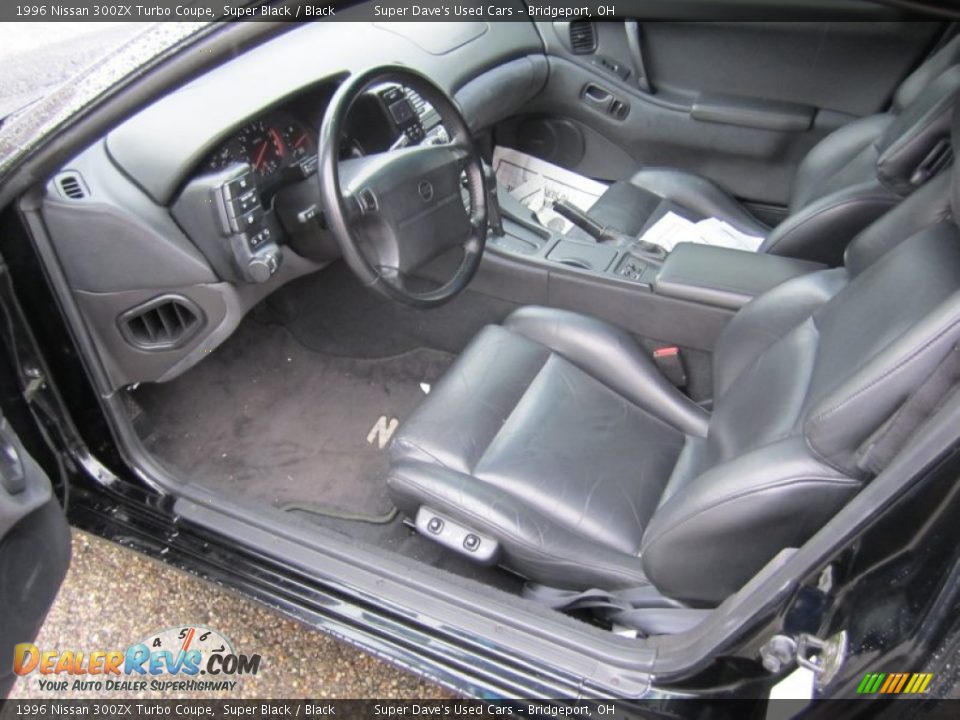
[317,66,488,308]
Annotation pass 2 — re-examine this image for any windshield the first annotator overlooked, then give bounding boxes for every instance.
[0,22,154,120]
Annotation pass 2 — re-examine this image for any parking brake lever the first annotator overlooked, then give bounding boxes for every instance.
[552,199,666,260]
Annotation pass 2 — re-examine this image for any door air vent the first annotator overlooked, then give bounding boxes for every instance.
[569,21,597,54]
[55,171,88,200]
[118,296,204,351]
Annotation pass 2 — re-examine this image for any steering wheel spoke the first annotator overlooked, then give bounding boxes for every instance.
[318,66,487,308]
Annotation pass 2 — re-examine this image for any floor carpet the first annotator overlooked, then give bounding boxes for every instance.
[134,319,452,518]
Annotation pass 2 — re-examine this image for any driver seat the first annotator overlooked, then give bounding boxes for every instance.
[386,131,960,607]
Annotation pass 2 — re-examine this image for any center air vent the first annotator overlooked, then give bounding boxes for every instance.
[569,21,597,54]
[118,296,203,351]
[55,171,88,200]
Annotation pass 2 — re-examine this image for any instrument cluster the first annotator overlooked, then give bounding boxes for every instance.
[205,112,316,189]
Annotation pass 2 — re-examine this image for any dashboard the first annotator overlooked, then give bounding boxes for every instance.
[171,80,446,286]
[40,19,546,390]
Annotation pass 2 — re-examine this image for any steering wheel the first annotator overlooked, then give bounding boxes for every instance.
[318,66,488,308]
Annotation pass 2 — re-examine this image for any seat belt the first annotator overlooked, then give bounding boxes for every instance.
[623,21,652,94]
[856,344,960,475]
[523,583,710,636]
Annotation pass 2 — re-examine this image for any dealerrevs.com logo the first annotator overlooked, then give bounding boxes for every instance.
[14,626,262,693]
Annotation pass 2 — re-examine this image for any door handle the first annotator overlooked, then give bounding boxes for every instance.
[582,83,612,108]
[581,84,630,120]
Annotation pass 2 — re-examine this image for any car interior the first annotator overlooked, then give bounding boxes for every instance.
[18,15,960,682]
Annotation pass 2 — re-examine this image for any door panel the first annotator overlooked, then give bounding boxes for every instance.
[643,22,941,116]
[499,19,944,205]
[0,416,70,698]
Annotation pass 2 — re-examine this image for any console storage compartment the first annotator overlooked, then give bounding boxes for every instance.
[654,243,825,310]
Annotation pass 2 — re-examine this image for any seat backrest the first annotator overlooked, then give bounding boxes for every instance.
[760,64,960,265]
[640,118,960,606]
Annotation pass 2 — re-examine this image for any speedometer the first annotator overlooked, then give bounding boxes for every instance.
[237,119,286,180]
[280,122,314,162]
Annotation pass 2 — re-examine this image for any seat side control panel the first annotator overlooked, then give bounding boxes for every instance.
[416,507,500,564]
[213,165,283,283]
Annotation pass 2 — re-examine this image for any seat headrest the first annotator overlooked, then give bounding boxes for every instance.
[876,66,960,195]
[894,35,960,111]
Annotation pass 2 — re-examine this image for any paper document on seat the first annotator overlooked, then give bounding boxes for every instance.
[493,146,608,234]
[642,211,765,252]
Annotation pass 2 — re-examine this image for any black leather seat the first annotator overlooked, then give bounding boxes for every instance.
[577,39,960,266]
[387,115,960,608]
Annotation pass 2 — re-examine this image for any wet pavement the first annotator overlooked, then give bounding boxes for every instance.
[9,531,455,699]
[0,22,153,118]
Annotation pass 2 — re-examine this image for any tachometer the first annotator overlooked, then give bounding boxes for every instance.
[236,119,286,180]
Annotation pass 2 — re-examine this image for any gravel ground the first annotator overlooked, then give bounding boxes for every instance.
[9,530,455,700]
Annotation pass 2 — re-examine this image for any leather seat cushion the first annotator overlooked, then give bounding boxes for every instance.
[388,323,686,584]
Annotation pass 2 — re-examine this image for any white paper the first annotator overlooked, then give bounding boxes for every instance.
[765,667,815,720]
[768,666,815,701]
[641,211,765,253]
[493,146,608,234]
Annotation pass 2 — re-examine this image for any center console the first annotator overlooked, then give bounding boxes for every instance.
[653,243,824,310]
[466,181,825,352]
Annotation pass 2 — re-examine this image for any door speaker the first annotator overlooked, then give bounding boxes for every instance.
[515,116,585,169]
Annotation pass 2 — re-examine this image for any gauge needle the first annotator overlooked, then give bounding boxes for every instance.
[181,627,196,653]
[253,141,268,171]
[294,134,307,149]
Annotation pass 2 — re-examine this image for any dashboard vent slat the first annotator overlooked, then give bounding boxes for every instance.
[404,87,441,130]
[55,171,89,200]
[119,296,204,351]
[569,21,597,54]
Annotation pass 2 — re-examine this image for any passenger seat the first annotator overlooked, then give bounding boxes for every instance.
[582,38,960,266]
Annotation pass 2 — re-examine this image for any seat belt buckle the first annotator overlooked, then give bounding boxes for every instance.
[653,346,687,388]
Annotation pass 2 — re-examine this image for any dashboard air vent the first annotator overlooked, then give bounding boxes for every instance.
[569,21,597,54]
[404,87,440,130]
[119,296,203,351]
[55,171,88,200]
[404,88,428,117]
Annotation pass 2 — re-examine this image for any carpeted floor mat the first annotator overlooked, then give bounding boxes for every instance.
[260,260,521,358]
[133,319,453,518]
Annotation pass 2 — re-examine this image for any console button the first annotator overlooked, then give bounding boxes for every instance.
[228,189,260,217]
[229,206,264,233]
[357,188,378,214]
[223,173,254,199]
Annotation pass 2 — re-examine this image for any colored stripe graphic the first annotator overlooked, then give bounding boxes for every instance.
[857,672,933,694]
[879,674,897,693]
